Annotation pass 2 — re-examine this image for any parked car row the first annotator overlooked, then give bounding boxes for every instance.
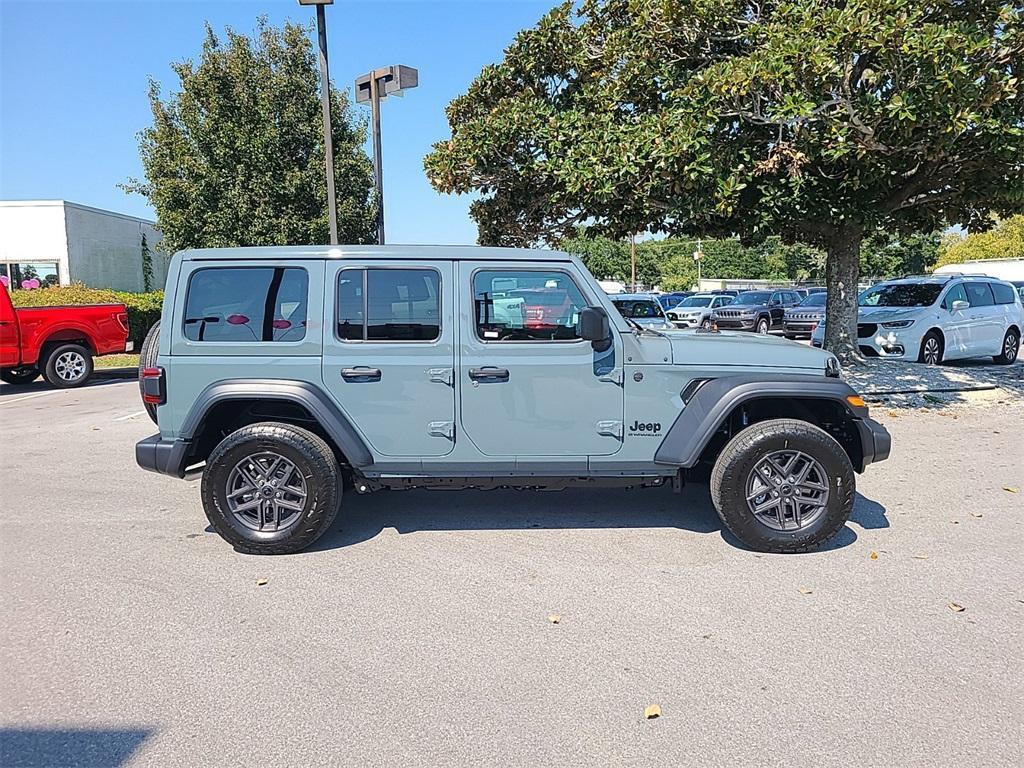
[810,275,1021,365]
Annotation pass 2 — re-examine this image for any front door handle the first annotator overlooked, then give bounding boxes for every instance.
[468,367,510,382]
[341,367,381,382]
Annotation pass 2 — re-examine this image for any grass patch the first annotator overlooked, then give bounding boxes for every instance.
[96,353,139,369]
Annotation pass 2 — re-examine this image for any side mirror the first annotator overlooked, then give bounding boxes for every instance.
[951,299,970,313]
[580,306,611,350]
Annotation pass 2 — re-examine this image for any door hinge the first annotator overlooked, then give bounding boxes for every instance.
[428,367,454,386]
[596,420,623,439]
[428,421,455,440]
[598,367,624,386]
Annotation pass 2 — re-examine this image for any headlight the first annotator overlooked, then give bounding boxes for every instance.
[825,356,841,378]
[881,320,915,329]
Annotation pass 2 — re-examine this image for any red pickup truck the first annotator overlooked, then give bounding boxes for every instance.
[0,282,131,388]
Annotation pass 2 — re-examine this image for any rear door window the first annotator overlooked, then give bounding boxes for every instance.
[964,282,995,307]
[184,267,308,342]
[336,268,440,342]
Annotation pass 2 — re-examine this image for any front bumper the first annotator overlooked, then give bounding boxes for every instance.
[783,321,818,335]
[855,417,892,470]
[136,434,192,478]
[713,317,757,330]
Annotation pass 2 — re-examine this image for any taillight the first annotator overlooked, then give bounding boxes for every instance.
[116,312,129,333]
[141,366,165,405]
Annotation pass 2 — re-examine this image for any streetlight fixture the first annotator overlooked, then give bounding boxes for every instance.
[298,0,338,245]
[693,239,705,288]
[355,65,418,245]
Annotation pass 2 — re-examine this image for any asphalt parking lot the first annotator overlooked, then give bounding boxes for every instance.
[1,378,1022,767]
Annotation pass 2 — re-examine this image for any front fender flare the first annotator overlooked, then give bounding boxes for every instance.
[654,374,869,468]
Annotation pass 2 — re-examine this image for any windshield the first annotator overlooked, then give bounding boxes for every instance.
[678,296,713,308]
[733,291,772,305]
[799,293,827,307]
[612,299,663,319]
[859,283,942,308]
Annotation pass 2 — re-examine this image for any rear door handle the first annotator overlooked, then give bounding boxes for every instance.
[469,367,510,382]
[341,367,381,382]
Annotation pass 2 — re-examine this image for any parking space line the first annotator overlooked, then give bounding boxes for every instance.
[0,391,62,406]
[115,410,148,421]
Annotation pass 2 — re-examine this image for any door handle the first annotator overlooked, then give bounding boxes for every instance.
[340,367,381,382]
[468,367,510,382]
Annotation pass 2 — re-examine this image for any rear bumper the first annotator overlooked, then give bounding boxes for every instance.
[855,417,891,470]
[136,434,191,479]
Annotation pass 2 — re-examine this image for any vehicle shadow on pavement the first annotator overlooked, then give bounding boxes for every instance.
[0,372,134,397]
[0,727,152,768]
[309,486,888,554]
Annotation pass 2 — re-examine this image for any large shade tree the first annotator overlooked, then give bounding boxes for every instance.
[425,0,1024,358]
[125,20,376,252]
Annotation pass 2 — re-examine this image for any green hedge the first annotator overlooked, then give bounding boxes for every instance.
[9,284,163,349]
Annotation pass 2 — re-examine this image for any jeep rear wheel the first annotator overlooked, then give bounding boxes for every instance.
[201,422,341,554]
[709,418,855,553]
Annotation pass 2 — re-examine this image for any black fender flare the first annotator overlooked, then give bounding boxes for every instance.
[181,379,374,468]
[654,374,885,469]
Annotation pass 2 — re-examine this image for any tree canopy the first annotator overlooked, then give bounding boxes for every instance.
[936,215,1024,267]
[125,19,376,252]
[425,0,1024,357]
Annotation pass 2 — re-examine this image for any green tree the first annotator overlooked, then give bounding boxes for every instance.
[860,230,941,279]
[425,1,1024,359]
[935,215,1024,267]
[125,19,376,252]
[140,233,154,292]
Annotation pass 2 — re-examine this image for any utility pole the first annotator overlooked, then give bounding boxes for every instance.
[630,234,637,292]
[299,0,339,245]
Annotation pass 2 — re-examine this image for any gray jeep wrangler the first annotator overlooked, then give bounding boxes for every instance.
[136,245,890,555]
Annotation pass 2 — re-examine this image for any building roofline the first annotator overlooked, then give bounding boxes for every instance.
[0,199,157,226]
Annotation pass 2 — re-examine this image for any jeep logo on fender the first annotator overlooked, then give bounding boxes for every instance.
[628,420,661,436]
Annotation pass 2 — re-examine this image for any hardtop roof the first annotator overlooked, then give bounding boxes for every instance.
[178,245,573,261]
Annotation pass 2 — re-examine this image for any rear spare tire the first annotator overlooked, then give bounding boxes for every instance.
[138,320,161,423]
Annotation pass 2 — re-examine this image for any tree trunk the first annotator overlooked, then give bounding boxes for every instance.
[824,224,863,363]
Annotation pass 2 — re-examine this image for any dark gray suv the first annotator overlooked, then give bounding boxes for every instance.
[712,289,803,334]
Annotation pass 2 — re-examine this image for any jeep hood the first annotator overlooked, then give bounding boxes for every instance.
[663,329,833,371]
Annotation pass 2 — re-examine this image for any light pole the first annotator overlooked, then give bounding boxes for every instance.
[298,0,338,245]
[693,239,704,289]
[356,65,418,245]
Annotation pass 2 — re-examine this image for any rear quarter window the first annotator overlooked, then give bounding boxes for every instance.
[183,267,308,342]
[991,282,1017,305]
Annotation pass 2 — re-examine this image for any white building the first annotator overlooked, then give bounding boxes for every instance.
[0,200,166,293]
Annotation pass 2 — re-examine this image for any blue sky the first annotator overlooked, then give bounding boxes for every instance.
[0,0,553,244]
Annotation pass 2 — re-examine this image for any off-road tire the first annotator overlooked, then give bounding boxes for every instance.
[201,422,341,555]
[138,320,161,423]
[710,418,855,553]
[993,328,1019,365]
[755,317,770,335]
[917,330,944,365]
[42,343,93,388]
[0,366,39,385]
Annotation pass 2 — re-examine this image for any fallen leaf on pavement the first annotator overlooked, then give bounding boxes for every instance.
[912,554,929,560]
[887,410,899,417]
[255,578,268,586]
[1003,486,1020,494]
[869,551,878,560]
[970,511,983,518]
[950,519,960,525]
[798,586,813,595]
[644,704,661,719]
[547,614,561,624]
[947,602,965,613]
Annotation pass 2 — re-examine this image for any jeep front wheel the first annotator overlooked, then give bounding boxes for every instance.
[201,422,341,554]
[709,418,854,553]
[755,317,770,335]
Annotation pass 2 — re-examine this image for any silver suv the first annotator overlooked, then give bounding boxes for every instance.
[136,246,890,555]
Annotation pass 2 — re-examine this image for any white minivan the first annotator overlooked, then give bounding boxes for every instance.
[811,275,1021,365]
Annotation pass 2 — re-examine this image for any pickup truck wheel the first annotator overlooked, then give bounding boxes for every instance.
[201,422,341,555]
[710,418,855,553]
[138,320,161,423]
[0,366,39,385]
[755,317,770,335]
[43,344,93,388]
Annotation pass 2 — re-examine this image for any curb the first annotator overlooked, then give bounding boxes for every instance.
[92,366,138,380]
